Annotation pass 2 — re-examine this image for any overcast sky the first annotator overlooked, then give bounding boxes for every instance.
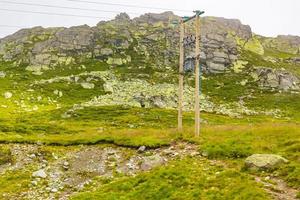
[0,0,299,38]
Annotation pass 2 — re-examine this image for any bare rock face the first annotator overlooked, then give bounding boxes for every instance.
[201,17,252,73]
[183,16,252,73]
[0,12,253,75]
[254,67,300,91]
[0,26,61,62]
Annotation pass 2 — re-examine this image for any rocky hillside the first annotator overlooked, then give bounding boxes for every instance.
[0,12,299,120]
[0,11,300,200]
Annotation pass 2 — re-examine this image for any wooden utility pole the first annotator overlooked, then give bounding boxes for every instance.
[194,14,200,137]
[178,20,184,132]
[176,10,204,135]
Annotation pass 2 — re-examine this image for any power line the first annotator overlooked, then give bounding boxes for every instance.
[0,8,111,19]
[0,0,140,15]
[65,0,192,13]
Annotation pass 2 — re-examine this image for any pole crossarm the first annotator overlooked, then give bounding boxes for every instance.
[182,10,204,23]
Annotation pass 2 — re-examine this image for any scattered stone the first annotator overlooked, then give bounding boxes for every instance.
[63,161,69,169]
[31,181,38,186]
[29,154,36,159]
[32,169,47,179]
[107,57,124,66]
[52,153,58,160]
[201,151,209,157]
[81,82,95,89]
[137,146,146,153]
[190,151,200,157]
[4,92,12,99]
[245,154,289,171]
[0,71,6,78]
[54,90,63,97]
[50,188,58,193]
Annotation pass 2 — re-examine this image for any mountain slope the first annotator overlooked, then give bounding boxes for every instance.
[0,12,299,200]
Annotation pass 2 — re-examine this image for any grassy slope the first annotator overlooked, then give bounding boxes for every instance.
[72,157,270,200]
[0,33,300,198]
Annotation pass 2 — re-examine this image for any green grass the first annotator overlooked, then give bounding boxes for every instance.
[72,157,270,200]
[1,46,300,197]
[0,146,12,165]
[0,169,31,200]
[1,105,299,189]
[202,71,257,103]
[184,123,300,188]
[246,92,300,120]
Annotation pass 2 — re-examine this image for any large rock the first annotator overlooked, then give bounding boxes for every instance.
[245,154,288,171]
[254,67,299,91]
[140,155,165,171]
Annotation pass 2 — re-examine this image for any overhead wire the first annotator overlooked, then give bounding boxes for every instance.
[0,0,141,15]
[65,0,192,13]
[0,8,110,19]
[0,0,193,30]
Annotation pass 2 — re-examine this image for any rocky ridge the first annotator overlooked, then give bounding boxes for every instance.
[0,12,251,74]
[0,12,299,117]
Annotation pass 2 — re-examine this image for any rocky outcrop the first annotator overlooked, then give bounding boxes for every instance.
[2,12,298,78]
[262,35,300,54]
[0,12,253,75]
[133,11,179,25]
[183,16,252,73]
[253,67,299,91]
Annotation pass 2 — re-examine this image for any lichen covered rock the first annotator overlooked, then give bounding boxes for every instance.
[245,154,288,171]
[244,37,264,55]
[254,67,299,91]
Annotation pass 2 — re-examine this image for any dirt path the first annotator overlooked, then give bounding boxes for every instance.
[254,176,298,200]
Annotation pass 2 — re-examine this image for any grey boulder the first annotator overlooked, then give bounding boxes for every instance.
[245,154,288,171]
